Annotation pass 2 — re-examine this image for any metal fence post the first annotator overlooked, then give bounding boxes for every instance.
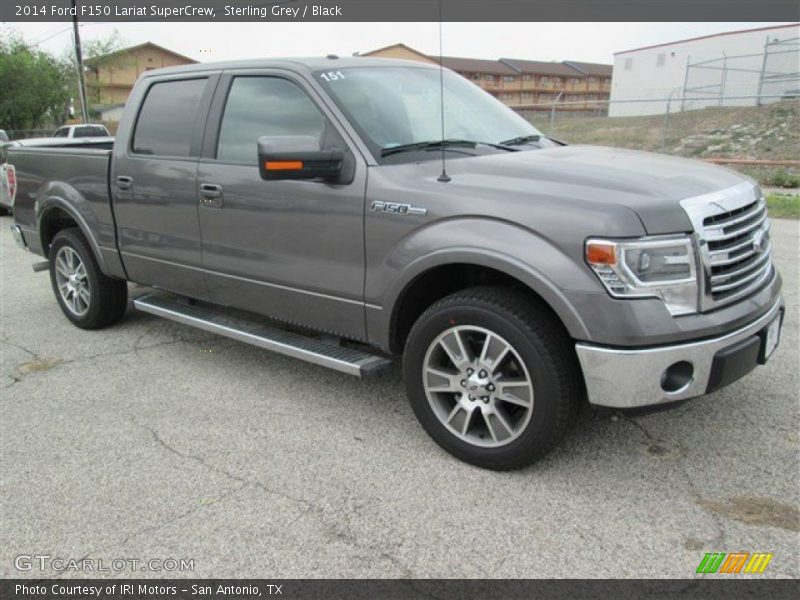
[680,55,691,112]
[549,91,563,134]
[756,36,770,106]
[719,52,728,106]
[662,88,677,152]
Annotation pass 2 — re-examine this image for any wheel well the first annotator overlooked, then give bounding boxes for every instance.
[40,208,79,257]
[389,263,565,354]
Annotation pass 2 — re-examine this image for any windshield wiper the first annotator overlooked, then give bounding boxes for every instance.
[380,139,518,157]
[380,139,478,157]
[499,134,542,146]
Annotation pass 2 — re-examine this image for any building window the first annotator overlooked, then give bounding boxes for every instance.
[569,78,581,85]
[484,74,495,81]
[503,75,516,82]
[521,92,533,101]
[624,57,633,70]
[470,73,480,80]
[523,74,532,81]
[656,53,666,67]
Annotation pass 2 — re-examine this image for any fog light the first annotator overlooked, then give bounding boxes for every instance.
[660,361,694,393]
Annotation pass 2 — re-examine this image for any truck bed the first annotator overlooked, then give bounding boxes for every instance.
[9,143,117,264]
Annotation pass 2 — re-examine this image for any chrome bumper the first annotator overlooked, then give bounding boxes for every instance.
[10,224,27,250]
[575,298,783,408]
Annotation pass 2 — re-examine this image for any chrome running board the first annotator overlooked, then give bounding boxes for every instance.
[133,292,392,377]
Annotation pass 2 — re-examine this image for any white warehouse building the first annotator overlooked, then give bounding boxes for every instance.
[609,23,799,116]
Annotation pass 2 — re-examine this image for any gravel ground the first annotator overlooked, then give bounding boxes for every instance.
[1,214,797,579]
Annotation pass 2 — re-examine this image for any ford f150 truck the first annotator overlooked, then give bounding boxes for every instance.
[8,57,783,470]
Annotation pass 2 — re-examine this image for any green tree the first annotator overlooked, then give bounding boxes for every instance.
[0,30,72,132]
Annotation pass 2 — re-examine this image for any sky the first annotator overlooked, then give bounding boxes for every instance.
[4,21,796,65]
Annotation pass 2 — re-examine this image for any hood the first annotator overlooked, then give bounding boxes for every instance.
[434,145,751,235]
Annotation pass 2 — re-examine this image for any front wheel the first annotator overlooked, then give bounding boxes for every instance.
[403,287,581,470]
[49,228,128,329]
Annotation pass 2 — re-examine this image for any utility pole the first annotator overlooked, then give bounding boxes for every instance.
[71,0,88,124]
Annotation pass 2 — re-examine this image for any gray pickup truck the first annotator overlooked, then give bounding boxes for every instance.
[9,57,783,469]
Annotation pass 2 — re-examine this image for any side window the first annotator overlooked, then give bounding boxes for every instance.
[53,128,68,138]
[132,78,207,157]
[217,77,326,164]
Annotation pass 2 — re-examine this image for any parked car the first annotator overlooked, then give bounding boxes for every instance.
[0,130,9,142]
[8,57,783,469]
[52,123,110,138]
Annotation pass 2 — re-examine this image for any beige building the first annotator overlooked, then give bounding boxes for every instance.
[85,42,197,113]
[363,43,613,111]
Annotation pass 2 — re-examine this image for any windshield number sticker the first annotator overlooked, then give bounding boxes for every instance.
[320,71,346,82]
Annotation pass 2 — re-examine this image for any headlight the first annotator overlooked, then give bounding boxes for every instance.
[585,236,699,316]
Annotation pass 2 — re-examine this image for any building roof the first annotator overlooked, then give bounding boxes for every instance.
[360,43,613,79]
[499,58,583,77]
[562,61,614,77]
[360,43,434,62]
[87,42,198,65]
[438,56,518,75]
[615,23,799,55]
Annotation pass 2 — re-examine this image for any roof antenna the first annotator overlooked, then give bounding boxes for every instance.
[436,1,451,183]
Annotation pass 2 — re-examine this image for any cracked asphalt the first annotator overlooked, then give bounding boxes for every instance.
[1,214,798,579]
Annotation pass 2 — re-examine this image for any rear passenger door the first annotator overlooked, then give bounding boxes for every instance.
[112,75,218,298]
[196,71,368,339]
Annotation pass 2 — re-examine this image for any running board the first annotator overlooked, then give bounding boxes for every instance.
[133,292,392,377]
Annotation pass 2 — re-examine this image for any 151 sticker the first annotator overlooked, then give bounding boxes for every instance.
[320,71,346,82]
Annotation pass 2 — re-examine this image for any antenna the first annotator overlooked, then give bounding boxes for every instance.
[436,1,451,183]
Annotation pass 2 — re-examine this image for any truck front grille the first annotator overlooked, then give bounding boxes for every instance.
[681,182,774,311]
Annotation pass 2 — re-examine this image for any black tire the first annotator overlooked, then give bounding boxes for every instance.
[403,286,581,470]
[0,206,9,216]
[49,227,128,329]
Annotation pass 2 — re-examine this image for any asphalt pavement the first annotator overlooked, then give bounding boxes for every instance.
[1,214,797,578]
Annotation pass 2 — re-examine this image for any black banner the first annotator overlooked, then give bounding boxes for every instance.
[2,579,800,600]
[2,0,799,22]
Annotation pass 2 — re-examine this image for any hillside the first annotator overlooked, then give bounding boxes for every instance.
[529,101,799,187]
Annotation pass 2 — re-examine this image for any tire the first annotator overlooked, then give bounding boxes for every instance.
[403,286,581,470]
[49,227,128,329]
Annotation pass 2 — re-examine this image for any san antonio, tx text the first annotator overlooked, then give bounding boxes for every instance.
[16,584,281,597]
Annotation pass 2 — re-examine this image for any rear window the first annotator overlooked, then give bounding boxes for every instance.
[74,125,108,137]
[132,78,207,157]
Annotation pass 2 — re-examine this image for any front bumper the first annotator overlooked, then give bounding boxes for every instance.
[576,297,783,408]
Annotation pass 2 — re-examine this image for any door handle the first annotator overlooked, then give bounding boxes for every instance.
[199,183,223,208]
[116,175,133,190]
[200,183,222,198]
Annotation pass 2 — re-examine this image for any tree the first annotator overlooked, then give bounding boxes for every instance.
[0,30,72,132]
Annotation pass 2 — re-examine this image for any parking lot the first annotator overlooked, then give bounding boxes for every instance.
[1,214,797,578]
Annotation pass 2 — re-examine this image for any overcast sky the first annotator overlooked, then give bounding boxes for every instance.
[6,21,796,64]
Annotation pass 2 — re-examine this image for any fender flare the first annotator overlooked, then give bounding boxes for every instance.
[385,247,592,343]
[37,196,111,275]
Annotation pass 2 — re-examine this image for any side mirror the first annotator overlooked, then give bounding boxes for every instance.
[258,136,343,181]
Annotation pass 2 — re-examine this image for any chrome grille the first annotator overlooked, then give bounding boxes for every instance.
[680,182,774,311]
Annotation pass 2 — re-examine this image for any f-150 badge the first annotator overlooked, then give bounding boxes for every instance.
[370,201,428,216]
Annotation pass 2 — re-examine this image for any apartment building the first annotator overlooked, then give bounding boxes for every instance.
[362,43,613,110]
[85,42,198,120]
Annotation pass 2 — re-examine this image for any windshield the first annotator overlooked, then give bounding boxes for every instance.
[316,66,543,162]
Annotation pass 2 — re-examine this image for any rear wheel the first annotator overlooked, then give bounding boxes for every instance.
[49,228,128,329]
[403,286,581,470]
